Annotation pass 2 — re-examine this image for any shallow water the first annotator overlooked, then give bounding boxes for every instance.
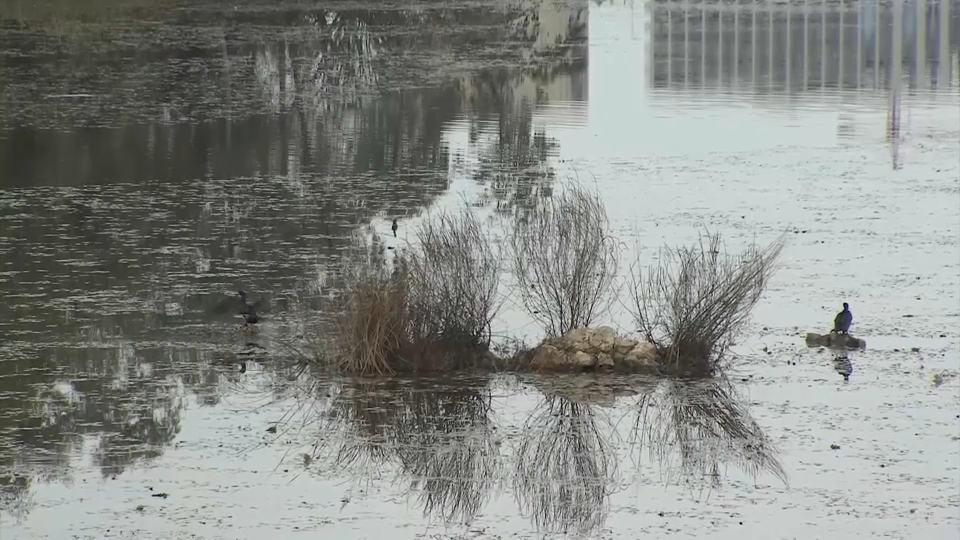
[1,0,959,538]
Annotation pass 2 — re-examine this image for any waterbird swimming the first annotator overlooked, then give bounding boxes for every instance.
[213,289,265,326]
[833,302,852,334]
[237,290,260,325]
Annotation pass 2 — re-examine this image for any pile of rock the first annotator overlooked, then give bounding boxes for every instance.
[527,326,658,372]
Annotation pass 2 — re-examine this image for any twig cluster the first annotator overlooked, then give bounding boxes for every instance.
[627,232,785,376]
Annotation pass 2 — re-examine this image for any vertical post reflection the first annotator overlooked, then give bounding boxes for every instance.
[734,2,740,90]
[938,0,950,89]
[890,0,904,169]
[840,0,846,91]
[646,0,955,97]
[821,1,827,91]
[751,3,757,92]
[668,7,673,86]
[916,0,927,89]
[685,2,690,89]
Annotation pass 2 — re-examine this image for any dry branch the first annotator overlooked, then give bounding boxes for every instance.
[511,185,619,337]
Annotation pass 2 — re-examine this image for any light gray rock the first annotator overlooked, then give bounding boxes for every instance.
[563,328,592,351]
[587,326,617,354]
[596,353,615,368]
[572,351,595,368]
[613,336,639,355]
[525,327,658,372]
[624,342,657,368]
[530,344,565,370]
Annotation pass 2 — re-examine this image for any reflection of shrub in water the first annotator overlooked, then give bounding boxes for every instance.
[513,395,615,535]
[628,232,785,377]
[0,472,33,522]
[317,377,499,524]
[307,373,784,535]
[631,377,787,489]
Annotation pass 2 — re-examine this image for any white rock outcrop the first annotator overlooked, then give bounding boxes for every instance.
[528,326,658,372]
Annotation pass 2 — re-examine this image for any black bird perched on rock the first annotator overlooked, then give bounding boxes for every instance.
[391,218,398,237]
[833,302,853,334]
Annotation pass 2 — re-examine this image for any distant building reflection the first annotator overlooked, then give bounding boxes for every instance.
[458,0,589,126]
[648,0,957,92]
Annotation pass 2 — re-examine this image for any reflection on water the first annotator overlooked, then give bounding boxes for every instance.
[0,0,955,534]
[649,0,957,91]
[631,376,787,488]
[514,389,616,534]
[0,0,588,523]
[320,376,499,524]
[833,351,854,381]
[313,374,787,535]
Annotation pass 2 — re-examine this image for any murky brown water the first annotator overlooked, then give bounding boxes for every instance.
[1,0,959,538]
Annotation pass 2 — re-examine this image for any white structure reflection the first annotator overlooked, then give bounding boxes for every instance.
[648,0,956,92]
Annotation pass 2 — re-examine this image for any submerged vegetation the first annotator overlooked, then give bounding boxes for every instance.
[318,184,785,378]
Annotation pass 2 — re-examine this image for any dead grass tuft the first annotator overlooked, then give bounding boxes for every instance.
[328,210,501,375]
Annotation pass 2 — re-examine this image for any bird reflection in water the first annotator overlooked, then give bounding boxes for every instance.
[833,352,853,382]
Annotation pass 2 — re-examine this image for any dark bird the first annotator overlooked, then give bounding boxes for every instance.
[391,218,398,237]
[237,290,260,325]
[833,302,853,334]
[213,289,266,326]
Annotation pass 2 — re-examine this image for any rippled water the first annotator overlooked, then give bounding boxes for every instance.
[1,0,959,538]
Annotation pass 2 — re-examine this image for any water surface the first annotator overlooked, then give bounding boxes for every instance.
[1,0,958,538]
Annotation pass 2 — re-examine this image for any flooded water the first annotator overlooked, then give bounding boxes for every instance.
[1,0,959,538]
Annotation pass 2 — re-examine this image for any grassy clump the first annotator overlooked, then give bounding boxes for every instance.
[330,210,501,375]
[627,232,786,377]
[511,184,619,338]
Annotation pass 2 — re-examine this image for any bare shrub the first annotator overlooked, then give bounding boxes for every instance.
[329,210,501,375]
[404,210,502,364]
[511,185,619,337]
[627,232,785,376]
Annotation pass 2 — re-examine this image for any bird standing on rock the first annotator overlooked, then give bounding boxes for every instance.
[833,302,853,334]
[391,218,398,237]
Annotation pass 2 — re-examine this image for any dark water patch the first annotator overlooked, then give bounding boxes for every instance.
[1,0,588,131]
[0,0,587,527]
